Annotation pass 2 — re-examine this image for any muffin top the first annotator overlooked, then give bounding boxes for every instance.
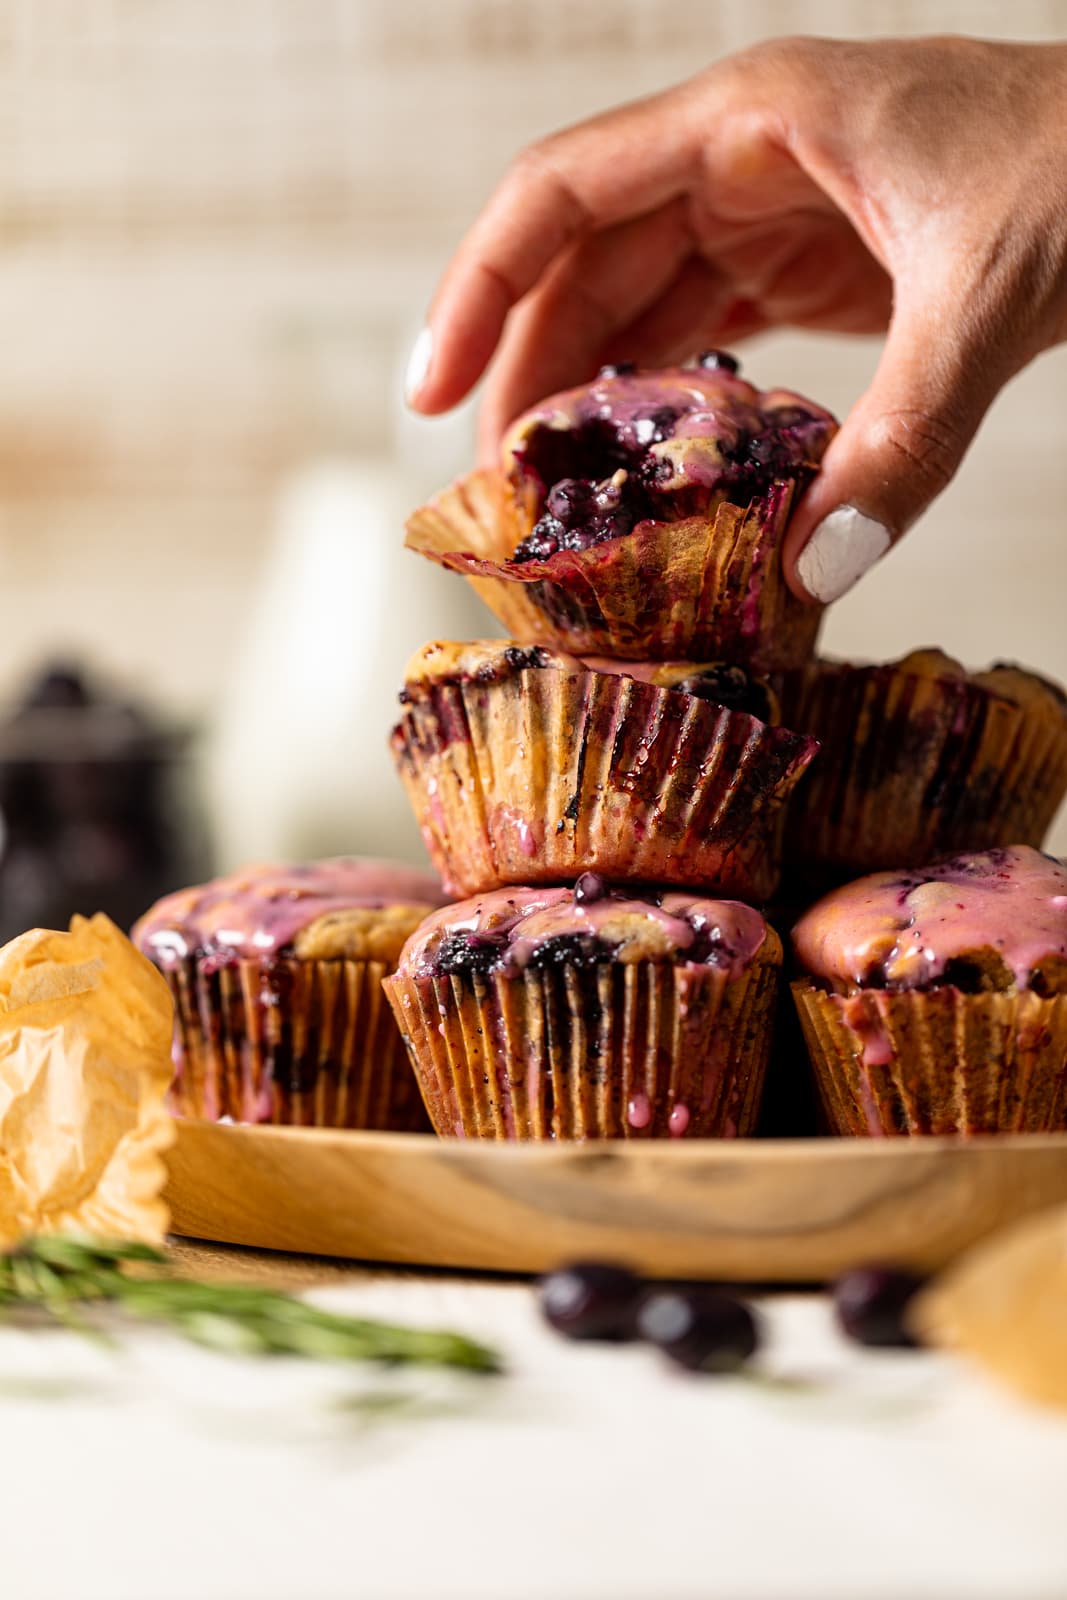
[396,876,775,980]
[133,858,448,967]
[400,639,777,723]
[809,648,1067,713]
[502,355,837,563]
[792,846,1067,994]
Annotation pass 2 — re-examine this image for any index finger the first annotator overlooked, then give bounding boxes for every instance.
[409,83,703,413]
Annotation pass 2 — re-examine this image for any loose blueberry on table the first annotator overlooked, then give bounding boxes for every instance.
[538,1262,761,1372]
[637,1288,760,1374]
[832,1267,926,1348]
[539,1263,646,1342]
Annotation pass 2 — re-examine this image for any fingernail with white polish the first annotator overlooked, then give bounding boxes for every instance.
[795,505,891,603]
[405,326,434,406]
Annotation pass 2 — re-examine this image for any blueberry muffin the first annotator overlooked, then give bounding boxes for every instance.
[383,877,781,1140]
[133,858,447,1129]
[791,846,1067,1136]
[779,649,1067,895]
[405,354,837,671]
[391,639,818,903]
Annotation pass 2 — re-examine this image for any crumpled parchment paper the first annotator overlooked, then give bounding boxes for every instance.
[0,913,174,1247]
[913,1201,1067,1409]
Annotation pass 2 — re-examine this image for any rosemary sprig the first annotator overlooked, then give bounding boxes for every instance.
[0,1236,500,1374]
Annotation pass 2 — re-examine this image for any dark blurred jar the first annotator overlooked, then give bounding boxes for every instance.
[0,665,212,943]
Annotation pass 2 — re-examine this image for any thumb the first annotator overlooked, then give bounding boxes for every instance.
[783,307,1004,603]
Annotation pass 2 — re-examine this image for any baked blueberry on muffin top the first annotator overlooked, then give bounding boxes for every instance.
[506,357,837,563]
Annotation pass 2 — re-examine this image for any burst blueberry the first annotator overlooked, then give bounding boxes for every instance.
[574,872,607,904]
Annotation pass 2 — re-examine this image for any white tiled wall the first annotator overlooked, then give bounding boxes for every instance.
[0,0,1065,861]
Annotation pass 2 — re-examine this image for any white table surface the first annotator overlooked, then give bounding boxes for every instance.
[2,1255,1066,1600]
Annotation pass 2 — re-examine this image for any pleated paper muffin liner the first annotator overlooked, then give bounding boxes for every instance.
[383,949,780,1140]
[161,955,430,1131]
[779,659,1067,889]
[406,468,822,672]
[391,664,818,901]
[792,978,1067,1137]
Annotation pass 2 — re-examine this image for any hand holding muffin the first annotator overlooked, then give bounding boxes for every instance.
[406,36,1067,604]
[407,358,836,669]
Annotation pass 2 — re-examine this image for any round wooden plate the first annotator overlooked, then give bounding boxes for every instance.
[163,1123,1067,1281]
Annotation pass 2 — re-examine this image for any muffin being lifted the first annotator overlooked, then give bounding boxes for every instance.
[391,640,818,902]
[406,354,837,670]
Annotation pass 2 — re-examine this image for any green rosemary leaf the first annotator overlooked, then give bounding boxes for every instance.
[0,1236,501,1375]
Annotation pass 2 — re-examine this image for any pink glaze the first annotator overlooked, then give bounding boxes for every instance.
[579,655,724,686]
[668,1103,691,1137]
[792,846,1067,992]
[627,1092,652,1130]
[133,857,447,966]
[490,803,543,859]
[397,884,768,978]
[505,366,836,493]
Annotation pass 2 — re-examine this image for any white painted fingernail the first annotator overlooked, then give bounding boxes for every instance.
[795,505,891,603]
[404,326,434,405]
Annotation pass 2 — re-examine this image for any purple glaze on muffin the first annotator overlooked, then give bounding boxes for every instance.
[504,359,837,563]
[133,858,447,966]
[792,846,1067,995]
[398,883,770,981]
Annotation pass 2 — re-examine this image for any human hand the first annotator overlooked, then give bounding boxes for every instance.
[406,36,1067,601]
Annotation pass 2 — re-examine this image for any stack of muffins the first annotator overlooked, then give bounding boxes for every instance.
[386,355,838,1138]
[132,352,1067,1141]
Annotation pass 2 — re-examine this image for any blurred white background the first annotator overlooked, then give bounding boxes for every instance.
[0,0,1065,869]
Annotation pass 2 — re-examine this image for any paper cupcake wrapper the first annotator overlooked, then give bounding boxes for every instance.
[384,950,780,1140]
[779,660,1067,887]
[406,468,822,671]
[160,955,430,1131]
[792,979,1067,1137]
[391,664,817,900]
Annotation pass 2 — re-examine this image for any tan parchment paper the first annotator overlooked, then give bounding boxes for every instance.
[0,913,174,1247]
